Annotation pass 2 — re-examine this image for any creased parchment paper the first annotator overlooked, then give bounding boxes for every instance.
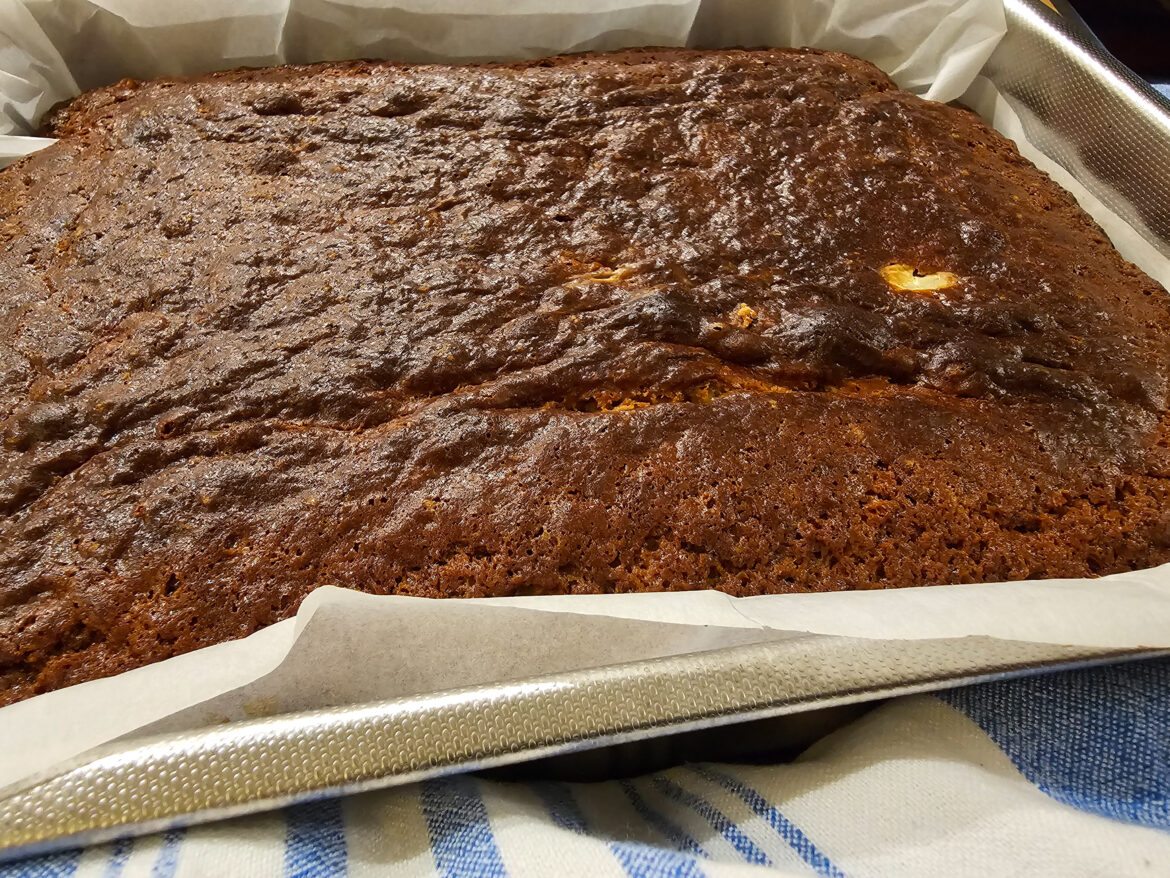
[2,0,1170,794]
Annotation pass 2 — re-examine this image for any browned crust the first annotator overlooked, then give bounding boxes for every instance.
[2,48,1169,705]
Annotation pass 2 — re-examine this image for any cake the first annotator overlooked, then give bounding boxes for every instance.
[1,48,1168,706]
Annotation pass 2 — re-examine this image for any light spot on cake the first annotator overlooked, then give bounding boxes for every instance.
[880,263,959,293]
[565,264,636,287]
[731,303,757,328]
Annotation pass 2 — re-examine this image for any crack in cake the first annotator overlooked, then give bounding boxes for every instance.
[1,48,1169,705]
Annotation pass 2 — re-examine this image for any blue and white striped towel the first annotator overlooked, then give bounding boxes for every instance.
[5,657,1169,877]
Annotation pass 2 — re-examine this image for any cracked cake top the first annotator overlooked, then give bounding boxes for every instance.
[1,48,1169,704]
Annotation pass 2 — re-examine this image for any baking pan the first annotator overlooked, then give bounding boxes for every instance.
[2,0,1169,861]
[987,0,1170,257]
[0,635,1164,861]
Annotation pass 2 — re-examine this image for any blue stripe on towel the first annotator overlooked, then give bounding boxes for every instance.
[619,780,707,858]
[0,848,83,878]
[689,766,845,877]
[148,829,184,878]
[939,657,1170,832]
[530,781,590,834]
[531,778,706,878]
[650,775,770,865]
[284,799,346,878]
[101,837,134,878]
[420,775,507,878]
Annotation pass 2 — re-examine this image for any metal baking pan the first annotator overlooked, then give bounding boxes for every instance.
[986,0,1170,257]
[1,636,1165,861]
[2,0,1169,861]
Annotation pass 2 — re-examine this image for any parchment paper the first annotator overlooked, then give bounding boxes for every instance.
[2,0,1170,794]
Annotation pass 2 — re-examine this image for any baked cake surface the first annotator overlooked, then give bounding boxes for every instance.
[2,48,1169,705]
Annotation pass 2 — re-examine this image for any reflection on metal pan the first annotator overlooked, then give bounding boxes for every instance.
[990,0,1170,256]
[0,633,1163,862]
